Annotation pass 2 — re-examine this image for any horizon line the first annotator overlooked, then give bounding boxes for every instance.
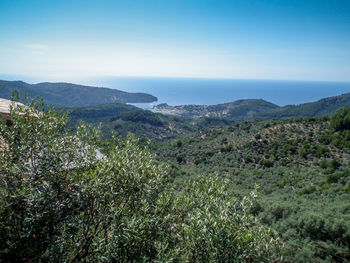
[1,74,350,85]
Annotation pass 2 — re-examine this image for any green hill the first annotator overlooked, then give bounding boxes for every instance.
[105,110,197,141]
[0,80,157,107]
[258,93,350,119]
[153,99,279,119]
[67,103,139,126]
[154,93,350,120]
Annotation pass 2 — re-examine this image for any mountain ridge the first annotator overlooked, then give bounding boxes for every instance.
[153,93,350,120]
[0,80,157,107]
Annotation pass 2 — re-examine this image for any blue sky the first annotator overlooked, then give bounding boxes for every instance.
[0,0,349,81]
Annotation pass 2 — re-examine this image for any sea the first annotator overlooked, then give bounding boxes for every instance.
[88,77,350,109]
[2,74,349,109]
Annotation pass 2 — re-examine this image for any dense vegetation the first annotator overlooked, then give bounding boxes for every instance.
[150,112,350,262]
[68,103,139,126]
[106,110,198,141]
[0,80,157,107]
[0,99,281,262]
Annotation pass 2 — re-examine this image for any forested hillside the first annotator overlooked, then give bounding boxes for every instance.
[0,80,157,107]
[68,103,139,126]
[261,93,350,119]
[150,112,350,262]
[153,93,350,120]
[72,99,350,262]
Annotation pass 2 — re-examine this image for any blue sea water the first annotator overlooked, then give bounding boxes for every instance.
[89,77,350,109]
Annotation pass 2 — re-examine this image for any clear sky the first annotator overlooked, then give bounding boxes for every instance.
[0,0,349,82]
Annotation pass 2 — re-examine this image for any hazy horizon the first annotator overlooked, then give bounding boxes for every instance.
[2,74,350,86]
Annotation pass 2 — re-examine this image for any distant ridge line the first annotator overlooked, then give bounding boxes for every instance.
[0,79,158,107]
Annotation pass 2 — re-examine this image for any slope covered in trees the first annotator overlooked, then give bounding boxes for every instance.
[67,103,139,126]
[262,93,350,119]
[69,101,350,262]
[0,80,157,107]
[153,93,350,120]
[151,113,350,262]
[0,99,281,262]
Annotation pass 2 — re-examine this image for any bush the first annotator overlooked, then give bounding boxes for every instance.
[261,159,274,168]
[221,144,233,152]
[176,140,183,148]
[176,154,186,164]
[330,158,341,170]
[320,160,329,169]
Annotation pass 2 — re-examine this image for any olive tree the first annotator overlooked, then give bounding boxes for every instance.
[0,99,102,261]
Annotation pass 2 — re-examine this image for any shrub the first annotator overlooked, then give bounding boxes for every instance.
[176,139,183,148]
[330,158,341,170]
[261,159,274,168]
[176,154,186,164]
[300,186,317,195]
[221,144,233,152]
[320,160,329,169]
